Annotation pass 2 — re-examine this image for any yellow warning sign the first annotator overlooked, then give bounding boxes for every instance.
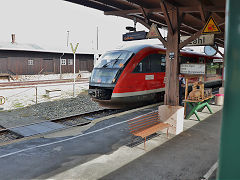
[202,16,221,34]
[146,23,161,39]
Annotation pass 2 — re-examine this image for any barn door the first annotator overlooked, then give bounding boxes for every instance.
[0,58,8,73]
[43,59,54,73]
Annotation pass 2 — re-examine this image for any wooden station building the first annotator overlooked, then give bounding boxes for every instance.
[0,35,94,75]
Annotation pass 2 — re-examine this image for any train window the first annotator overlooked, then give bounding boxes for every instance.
[199,57,205,64]
[180,56,197,63]
[133,54,166,73]
[206,58,223,76]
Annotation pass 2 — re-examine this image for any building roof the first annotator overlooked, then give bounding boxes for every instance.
[0,41,94,55]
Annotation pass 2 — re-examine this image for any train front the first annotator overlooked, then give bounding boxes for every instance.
[88,50,133,108]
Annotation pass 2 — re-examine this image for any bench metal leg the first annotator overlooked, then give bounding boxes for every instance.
[144,137,146,150]
[206,103,213,114]
[167,128,169,138]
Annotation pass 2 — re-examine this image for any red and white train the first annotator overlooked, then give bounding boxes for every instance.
[88,44,223,108]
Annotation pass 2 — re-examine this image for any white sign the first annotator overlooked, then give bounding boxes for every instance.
[145,75,154,80]
[180,64,205,75]
[180,34,214,46]
[213,59,223,63]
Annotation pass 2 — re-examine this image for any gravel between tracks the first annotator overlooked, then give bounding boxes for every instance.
[0,93,104,128]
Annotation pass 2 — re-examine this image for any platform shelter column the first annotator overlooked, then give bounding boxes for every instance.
[163,6,180,106]
[218,0,240,179]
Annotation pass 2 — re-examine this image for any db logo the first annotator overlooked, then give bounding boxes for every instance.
[0,96,5,105]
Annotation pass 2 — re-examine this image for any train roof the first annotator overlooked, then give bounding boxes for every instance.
[116,44,163,54]
[115,44,222,58]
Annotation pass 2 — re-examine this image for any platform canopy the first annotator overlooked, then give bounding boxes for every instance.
[65,0,225,48]
[65,0,226,106]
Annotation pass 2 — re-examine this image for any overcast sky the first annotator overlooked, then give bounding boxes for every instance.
[0,0,162,53]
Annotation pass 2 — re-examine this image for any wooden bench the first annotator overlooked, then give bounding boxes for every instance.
[128,110,171,150]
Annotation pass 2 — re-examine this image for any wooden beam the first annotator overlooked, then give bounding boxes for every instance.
[104,9,154,16]
[198,2,206,25]
[218,21,225,27]
[212,46,224,58]
[104,6,225,16]
[179,29,202,49]
[179,6,225,13]
[160,0,174,35]
[104,11,167,47]
[140,7,149,24]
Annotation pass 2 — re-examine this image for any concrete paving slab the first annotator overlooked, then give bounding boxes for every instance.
[10,122,66,137]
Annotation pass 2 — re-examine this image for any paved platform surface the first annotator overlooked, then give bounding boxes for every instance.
[102,110,222,180]
[0,103,222,180]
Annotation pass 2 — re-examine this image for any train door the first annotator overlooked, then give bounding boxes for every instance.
[148,53,166,89]
[132,53,165,90]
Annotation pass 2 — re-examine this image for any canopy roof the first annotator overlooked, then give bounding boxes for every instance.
[65,0,225,47]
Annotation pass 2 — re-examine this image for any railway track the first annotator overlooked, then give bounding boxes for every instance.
[0,108,126,145]
[0,86,221,145]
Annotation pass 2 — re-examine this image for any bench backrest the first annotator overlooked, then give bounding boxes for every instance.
[128,111,160,134]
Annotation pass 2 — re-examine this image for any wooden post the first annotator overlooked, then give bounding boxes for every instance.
[184,77,189,116]
[35,86,38,104]
[164,7,180,106]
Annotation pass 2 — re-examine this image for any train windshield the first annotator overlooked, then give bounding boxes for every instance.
[90,50,133,84]
[90,68,119,84]
[95,50,133,68]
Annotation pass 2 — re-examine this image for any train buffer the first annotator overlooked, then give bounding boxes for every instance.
[128,111,171,150]
[184,95,214,121]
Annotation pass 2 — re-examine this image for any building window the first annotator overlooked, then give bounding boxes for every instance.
[28,59,34,65]
[68,59,73,65]
[61,59,66,65]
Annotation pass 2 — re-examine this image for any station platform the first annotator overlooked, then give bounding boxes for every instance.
[101,110,222,180]
[49,104,222,180]
[0,103,222,180]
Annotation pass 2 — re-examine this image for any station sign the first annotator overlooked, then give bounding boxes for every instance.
[180,34,214,46]
[180,64,205,75]
[123,31,147,41]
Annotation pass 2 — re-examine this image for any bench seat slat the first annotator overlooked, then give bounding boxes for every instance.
[129,117,159,128]
[128,112,158,124]
[132,123,170,138]
[129,121,159,132]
